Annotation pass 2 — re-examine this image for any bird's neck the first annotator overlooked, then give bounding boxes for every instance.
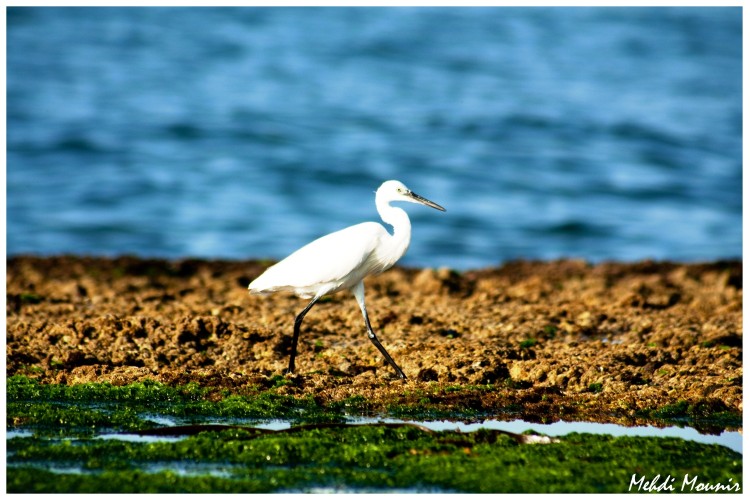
[376,196,412,269]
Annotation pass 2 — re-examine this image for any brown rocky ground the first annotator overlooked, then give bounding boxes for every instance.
[6,256,742,425]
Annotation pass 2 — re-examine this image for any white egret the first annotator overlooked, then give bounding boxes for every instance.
[248,180,446,380]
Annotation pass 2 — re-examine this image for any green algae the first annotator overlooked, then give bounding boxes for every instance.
[7,375,741,435]
[588,382,604,393]
[637,400,741,434]
[6,376,743,492]
[6,427,742,493]
[8,375,207,404]
[7,376,503,434]
[7,375,344,434]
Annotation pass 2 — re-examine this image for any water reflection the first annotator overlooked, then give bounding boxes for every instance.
[263,417,743,454]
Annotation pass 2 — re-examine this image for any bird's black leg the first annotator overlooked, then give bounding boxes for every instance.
[362,306,407,380]
[288,296,319,375]
[352,281,407,380]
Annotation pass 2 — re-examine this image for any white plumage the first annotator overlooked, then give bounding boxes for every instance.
[248,179,446,380]
[248,221,385,299]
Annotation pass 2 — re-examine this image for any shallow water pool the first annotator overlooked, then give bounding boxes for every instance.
[112,416,742,454]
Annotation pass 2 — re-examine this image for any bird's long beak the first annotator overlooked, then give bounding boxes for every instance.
[408,190,446,212]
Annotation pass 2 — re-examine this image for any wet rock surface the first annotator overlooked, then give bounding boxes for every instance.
[6,256,742,424]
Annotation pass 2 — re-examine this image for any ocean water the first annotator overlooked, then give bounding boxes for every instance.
[7,7,742,270]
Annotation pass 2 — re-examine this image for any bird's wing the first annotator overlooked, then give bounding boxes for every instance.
[248,222,387,296]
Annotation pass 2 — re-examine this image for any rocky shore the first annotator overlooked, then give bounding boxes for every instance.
[6,256,742,425]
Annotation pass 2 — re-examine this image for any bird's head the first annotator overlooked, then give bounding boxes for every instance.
[377,180,446,212]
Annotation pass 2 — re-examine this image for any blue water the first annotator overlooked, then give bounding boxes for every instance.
[7,7,742,270]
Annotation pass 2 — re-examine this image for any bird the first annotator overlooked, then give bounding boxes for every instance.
[248,180,446,380]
